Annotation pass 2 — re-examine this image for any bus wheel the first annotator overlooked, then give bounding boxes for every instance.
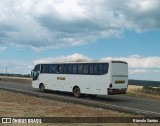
[39,84,45,93]
[73,87,81,98]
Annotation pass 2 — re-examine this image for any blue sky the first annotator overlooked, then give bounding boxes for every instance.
[0,0,160,81]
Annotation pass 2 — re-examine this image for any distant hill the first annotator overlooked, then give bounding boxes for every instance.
[128,80,160,87]
[0,73,31,78]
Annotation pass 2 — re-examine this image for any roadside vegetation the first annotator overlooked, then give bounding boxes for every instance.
[0,76,31,84]
[127,85,160,100]
[141,86,160,95]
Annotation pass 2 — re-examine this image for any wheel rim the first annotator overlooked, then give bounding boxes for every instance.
[40,85,45,92]
[74,87,80,97]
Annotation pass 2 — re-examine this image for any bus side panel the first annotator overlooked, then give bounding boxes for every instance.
[56,74,71,92]
[53,74,109,95]
[32,74,110,96]
[38,74,57,90]
[32,65,111,96]
[32,80,40,89]
[89,75,109,95]
[74,75,109,95]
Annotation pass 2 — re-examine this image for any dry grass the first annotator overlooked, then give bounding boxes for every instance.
[127,85,160,100]
[0,89,133,117]
[0,89,157,126]
[127,85,143,96]
[127,85,143,92]
[0,76,31,84]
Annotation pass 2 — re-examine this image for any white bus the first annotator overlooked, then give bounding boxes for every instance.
[31,61,128,97]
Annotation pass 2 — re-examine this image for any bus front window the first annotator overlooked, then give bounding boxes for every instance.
[31,70,39,80]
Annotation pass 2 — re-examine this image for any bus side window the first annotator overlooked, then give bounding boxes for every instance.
[72,64,77,74]
[83,64,89,74]
[59,65,64,74]
[56,65,62,73]
[48,64,54,73]
[89,64,94,75]
[78,64,83,74]
[68,64,73,74]
[63,64,67,74]
[52,65,57,73]
[103,63,109,74]
[98,63,103,75]
[41,64,48,73]
[93,64,98,75]
[41,65,44,73]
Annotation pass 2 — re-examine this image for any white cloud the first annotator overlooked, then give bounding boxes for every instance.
[0,0,159,50]
[101,55,160,69]
[129,68,160,75]
[33,53,90,64]
[101,55,160,80]
[0,59,31,74]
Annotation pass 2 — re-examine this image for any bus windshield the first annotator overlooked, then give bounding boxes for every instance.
[31,64,40,80]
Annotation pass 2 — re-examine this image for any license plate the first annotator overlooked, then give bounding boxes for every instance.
[115,80,125,84]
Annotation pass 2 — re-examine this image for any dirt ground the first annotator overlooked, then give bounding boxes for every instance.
[0,89,134,117]
[0,89,159,126]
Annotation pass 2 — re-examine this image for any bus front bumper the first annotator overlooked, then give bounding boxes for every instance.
[108,88,127,95]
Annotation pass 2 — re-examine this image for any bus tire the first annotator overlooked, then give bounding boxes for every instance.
[73,86,81,98]
[39,83,45,93]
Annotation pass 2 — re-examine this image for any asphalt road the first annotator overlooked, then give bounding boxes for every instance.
[0,81,160,116]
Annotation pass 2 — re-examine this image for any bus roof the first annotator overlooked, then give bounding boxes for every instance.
[36,60,127,65]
